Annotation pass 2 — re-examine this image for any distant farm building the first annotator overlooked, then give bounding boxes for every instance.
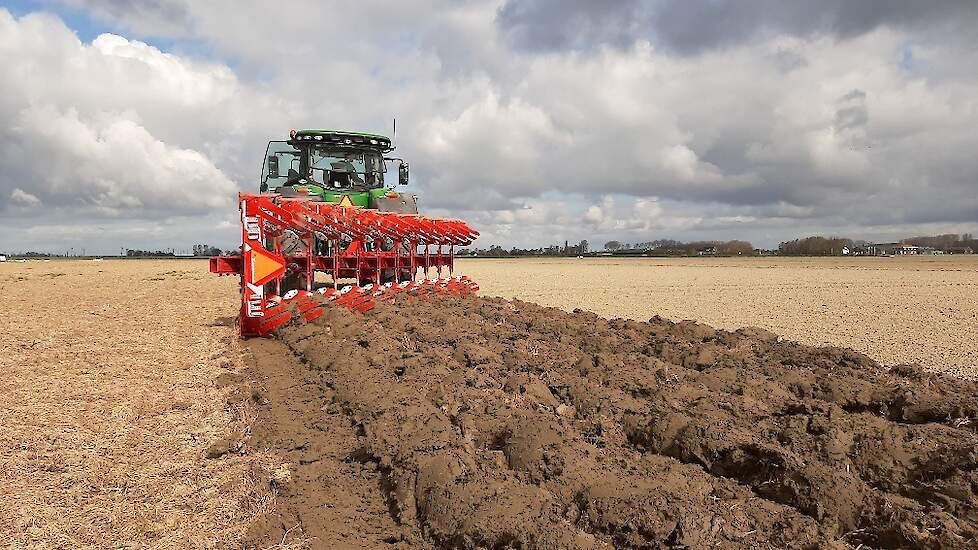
[0,254,6,262]
[868,243,922,256]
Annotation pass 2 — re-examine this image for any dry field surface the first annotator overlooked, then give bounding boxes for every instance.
[1,256,976,548]
[0,260,275,548]
[458,256,978,377]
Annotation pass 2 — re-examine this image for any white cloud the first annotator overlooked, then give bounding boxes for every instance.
[10,188,41,207]
[13,105,235,214]
[0,10,256,252]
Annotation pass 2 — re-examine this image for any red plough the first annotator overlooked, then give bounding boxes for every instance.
[211,193,479,337]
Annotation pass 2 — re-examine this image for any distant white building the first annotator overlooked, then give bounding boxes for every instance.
[0,254,6,262]
[869,243,920,256]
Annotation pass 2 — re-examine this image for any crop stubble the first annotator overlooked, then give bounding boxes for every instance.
[0,260,279,548]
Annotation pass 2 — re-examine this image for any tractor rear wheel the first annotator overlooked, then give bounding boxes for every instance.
[279,229,307,257]
[272,230,309,294]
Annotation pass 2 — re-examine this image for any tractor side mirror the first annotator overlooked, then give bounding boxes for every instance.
[267,156,279,178]
[398,162,409,186]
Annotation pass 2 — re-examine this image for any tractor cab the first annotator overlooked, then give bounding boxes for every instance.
[260,129,414,211]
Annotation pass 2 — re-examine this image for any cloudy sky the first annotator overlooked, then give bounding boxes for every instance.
[1,0,977,254]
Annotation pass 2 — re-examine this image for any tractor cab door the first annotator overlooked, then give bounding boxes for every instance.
[261,141,300,192]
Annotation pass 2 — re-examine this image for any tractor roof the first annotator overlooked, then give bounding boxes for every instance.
[290,129,392,151]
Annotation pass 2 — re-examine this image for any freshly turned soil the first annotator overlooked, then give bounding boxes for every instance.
[245,295,978,549]
[240,338,408,548]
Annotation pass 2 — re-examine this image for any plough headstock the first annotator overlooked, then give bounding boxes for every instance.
[210,193,479,337]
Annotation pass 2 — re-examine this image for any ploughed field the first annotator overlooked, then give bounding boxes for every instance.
[1,258,976,548]
[247,296,978,549]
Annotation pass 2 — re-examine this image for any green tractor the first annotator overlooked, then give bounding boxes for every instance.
[259,129,418,287]
[260,129,417,213]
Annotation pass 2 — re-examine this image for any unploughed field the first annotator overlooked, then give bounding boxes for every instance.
[1,257,976,548]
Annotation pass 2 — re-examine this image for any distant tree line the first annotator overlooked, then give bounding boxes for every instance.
[122,245,229,257]
[7,251,55,258]
[778,236,853,256]
[904,233,977,252]
[459,239,755,257]
[462,232,978,258]
[778,233,977,256]
[125,249,176,257]
[458,240,589,257]
[604,239,755,256]
[193,244,224,256]
[4,250,93,258]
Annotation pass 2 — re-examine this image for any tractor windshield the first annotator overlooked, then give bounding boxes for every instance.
[309,147,385,189]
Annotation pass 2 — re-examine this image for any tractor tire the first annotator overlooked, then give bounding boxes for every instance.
[279,229,307,257]
[271,230,309,295]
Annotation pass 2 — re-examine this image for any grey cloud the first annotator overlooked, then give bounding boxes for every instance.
[772,48,808,73]
[834,90,868,133]
[497,0,644,52]
[496,0,978,54]
[57,0,193,37]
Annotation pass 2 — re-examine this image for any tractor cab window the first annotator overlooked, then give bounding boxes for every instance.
[309,147,385,189]
[262,141,300,191]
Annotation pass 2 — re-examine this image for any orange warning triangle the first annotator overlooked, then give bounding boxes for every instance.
[249,245,286,285]
[338,195,356,208]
